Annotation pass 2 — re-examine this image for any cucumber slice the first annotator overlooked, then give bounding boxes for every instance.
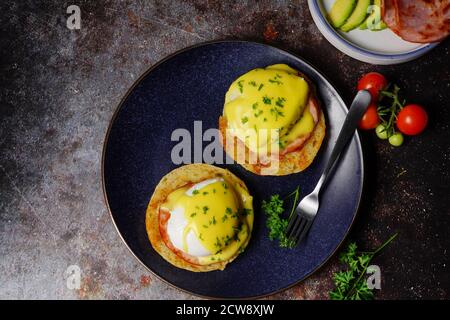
[359,0,387,30]
[340,0,372,32]
[327,0,357,28]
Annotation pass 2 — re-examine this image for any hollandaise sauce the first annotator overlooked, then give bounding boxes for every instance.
[223,64,315,154]
[161,177,253,264]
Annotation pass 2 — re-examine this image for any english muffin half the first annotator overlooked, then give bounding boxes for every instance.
[219,64,326,176]
[146,164,253,272]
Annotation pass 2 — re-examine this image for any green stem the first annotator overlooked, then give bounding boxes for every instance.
[372,233,398,255]
[283,186,300,220]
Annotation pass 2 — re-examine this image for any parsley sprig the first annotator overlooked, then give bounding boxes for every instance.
[329,233,398,300]
[261,186,300,248]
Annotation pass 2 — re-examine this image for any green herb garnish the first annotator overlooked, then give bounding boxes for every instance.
[214,237,222,248]
[254,110,263,117]
[270,107,284,120]
[275,97,286,108]
[241,116,248,124]
[261,186,300,248]
[237,80,244,93]
[329,233,398,300]
[269,79,283,85]
[262,95,272,105]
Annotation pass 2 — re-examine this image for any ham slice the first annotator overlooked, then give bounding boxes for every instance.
[158,207,203,266]
[383,0,450,43]
[281,97,320,156]
[220,94,321,165]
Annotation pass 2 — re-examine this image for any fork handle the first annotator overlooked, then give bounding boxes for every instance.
[314,90,372,193]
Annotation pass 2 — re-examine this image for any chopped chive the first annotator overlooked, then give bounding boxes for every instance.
[254,110,263,117]
[214,237,222,248]
[275,97,286,108]
[237,80,244,93]
[262,95,272,105]
[268,79,282,85]
[270,107,284,120]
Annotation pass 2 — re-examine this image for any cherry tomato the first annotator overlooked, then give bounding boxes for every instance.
[375,124,388,140]
[396,104,428,135]
[358,103,380,130]
[357,72,388,101]
[389,132,404,146]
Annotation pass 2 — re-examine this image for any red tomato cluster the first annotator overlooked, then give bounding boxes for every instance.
[356,72,428,146]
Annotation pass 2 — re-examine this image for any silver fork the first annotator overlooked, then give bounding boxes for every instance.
[286,90,372,245]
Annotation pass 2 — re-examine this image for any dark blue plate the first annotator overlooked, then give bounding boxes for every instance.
[102,41,363,299]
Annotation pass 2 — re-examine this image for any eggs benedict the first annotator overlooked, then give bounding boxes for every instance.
[219,64,325,175]
[146,164,253,272]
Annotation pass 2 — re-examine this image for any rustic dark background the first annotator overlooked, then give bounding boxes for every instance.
[0,0,449,299]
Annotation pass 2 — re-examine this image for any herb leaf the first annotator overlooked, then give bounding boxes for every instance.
[329,233,398,300]
[261,186,300,248]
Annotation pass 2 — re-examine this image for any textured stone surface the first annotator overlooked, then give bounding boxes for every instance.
[0,0,449,299]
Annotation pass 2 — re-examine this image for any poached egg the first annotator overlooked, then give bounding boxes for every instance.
[160,177,253,265]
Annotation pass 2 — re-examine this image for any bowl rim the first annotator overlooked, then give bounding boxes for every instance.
[308,0,438,61]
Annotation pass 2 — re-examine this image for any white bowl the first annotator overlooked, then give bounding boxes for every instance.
[308,0,438,65]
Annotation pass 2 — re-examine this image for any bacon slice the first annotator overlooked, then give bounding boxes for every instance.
[383,0,450,43]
